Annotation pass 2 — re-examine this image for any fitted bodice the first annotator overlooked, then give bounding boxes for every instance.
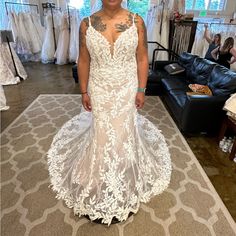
[85,19,138,70]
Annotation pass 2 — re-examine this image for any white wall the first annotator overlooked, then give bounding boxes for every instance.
[224,0,236,18]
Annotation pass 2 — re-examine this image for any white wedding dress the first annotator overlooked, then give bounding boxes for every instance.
[41,14,56,63]
[47,14,171,225]
[0,41,27,85]
[55,15,70,65]
[69,13,80,63]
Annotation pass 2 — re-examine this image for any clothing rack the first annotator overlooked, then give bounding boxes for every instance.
[66,5,76,33]
[5,1,39,15]
[159,0,165,35]
[198,22,236,26]
[42,2,60,53]
[197,21,236,36]
[67,4,71,33]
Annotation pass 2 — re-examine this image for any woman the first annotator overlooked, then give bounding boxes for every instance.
[47,0,171,225]
[211,37,236,69]
[204,24,221,62]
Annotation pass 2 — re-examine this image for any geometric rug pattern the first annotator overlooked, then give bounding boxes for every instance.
[1,95,236,236]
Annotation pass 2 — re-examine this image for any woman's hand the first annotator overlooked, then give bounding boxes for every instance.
[82,93,92,112]
[135,92,145,109]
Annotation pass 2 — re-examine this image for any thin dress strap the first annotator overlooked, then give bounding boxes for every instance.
[88,16,91,26]
[133,13,136,25]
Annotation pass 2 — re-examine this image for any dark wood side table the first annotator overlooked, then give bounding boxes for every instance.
[218,116,236,160]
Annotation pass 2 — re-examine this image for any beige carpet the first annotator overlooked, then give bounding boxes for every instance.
[1,95,236,236]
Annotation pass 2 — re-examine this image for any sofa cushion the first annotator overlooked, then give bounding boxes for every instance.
[168,90,188,108]
[162,78,189,91]
[178,52,198,80]
[208,65,236,96]
[178,52,198,68]
[188,58,216,85]
[148,70,168,83]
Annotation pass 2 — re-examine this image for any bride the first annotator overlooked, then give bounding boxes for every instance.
[47,0,171,225]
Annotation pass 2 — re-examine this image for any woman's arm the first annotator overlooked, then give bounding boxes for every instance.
[77,18,92,111]
[204,24,212,44]
[229,48,236,64]
[211,46,219,61]
[135,15,149,109]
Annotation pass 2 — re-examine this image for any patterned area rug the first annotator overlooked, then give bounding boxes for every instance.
[1,95,236,236]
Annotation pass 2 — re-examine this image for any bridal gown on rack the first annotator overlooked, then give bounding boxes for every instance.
[0,85,9,111]
[55,15,70,65]
[146,6,160,63]
[31,13,45,46]
[24,13,41,54]
[47,15,172,225]
[41,14,56,63]
[69,13,80,62]
[0,40,27,85]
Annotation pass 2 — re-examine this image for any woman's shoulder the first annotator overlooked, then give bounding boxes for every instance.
[89,10,103,18]
[127,10,143,20]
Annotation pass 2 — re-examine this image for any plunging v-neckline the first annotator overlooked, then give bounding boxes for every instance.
[88,24,136,58]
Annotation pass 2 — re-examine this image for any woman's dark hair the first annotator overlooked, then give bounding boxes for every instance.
[222,37,234,51]
[214,33,221,44]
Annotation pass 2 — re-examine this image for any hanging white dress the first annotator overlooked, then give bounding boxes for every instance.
[15,12,32,57]
[41,14,56,63]
[31,13,45,46]
[47,14,171,225]
[0,40,27,85]
[69,13,79,63]
[8,12,18,45]
[147,6,161,63]
[157,9,169,60]
[54,12,63,45]
[24,13,41,54]
[0,85,9,111]
[54,15,70,65]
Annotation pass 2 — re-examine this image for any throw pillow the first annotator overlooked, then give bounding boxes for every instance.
[188,84,212,96]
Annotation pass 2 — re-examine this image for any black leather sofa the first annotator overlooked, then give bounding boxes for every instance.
[72,53,236,134]
[149,52,236,134]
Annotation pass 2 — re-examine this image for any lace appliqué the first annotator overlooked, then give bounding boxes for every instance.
[47,13,172,226]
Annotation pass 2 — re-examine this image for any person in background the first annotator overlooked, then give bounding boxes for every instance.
[211,37,236,69]
[204,24,221,62]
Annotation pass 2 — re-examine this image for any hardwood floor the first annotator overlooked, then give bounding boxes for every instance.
[1,62,236,221]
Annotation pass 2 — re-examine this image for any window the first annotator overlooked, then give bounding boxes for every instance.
[186,0,226,11]
[69,0,91,18]
[127,0,149,18]
[0,0,33,30]
[68,0,149,19]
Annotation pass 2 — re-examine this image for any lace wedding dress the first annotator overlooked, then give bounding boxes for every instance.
[41,14,56,63]
[47,14,171,225]
[0,40,27,85]
[55,15,70,65]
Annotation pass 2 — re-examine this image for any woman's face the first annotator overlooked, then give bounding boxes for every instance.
[102,0,123,9]
[214,35,220,43]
